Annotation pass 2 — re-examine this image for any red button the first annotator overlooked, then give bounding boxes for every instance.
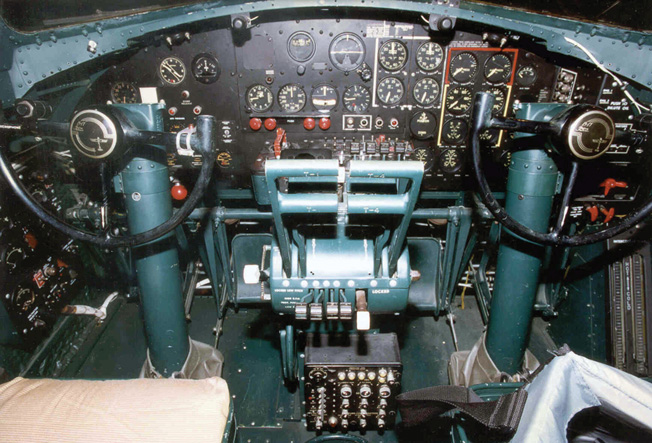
[249,118,262,131]
[304,117,316,130]
[318,117,331,130]
[168,107,178,116]
[171,183,188,201]
[264,118,277,131]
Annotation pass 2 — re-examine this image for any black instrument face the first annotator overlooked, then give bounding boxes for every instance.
[288,31,316,62]
[329,33,365,71]
[449,52,478,83]
[247,85,274,112]
[446,86,473,115]
[377,77,404,106]
[416,42,444,72]
[343,85,371,113]
[110,82,138,104]
[564,109,615,159]
[484,53,512,84]
[442,118,468,144]
[192,53,220,84]
[278,84,307,112]
[378,40,408,71]
[159,56,186,85]
[486,87,506,113]
[516,65,537,86]
[413,78,440,107]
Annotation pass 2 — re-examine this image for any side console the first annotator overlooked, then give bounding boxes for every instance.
[304,333,402,432]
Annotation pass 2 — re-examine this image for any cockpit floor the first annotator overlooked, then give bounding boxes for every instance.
[72,295,553,442]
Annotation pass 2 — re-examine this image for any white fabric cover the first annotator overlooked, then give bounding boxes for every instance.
[514,351,652,442]
[0,376,230,443]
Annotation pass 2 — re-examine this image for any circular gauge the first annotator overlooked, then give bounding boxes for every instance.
[216,151,234,169]
[416,42,444,72]
[377,77,404,106]
[311,85,338,112]
[13,287,35,312]
[110,82,138,104]
[446,86,473,115]
[439,149,462,173]
[329,33,366,72]
[449,52,478,83]
[409,111,437,140]
[246,84,274,112]
[486,87,506,113]
[414,146,435,172]
[159,56,186,85]
[480,129,500,145]
[413,78,440,107]
[484,53,512,84]
[516,65,537,86]
[192,53,220,84]
[278,84,307,113]
[288,31,316,62]
[4,246,25,273]
[378,40,408,71]
[343,85,371,113]
[442,118,469,145]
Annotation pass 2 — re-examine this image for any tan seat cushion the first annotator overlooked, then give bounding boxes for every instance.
[0,376,230,443]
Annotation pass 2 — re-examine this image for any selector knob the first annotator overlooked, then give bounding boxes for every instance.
[341,419,349,430]
[340,385,353,398]
[360,408,368,418]
[359,418,367,429]
[359,384,372,398]
[379,384,391,398]
[341,409,349,419]
[378,418,386,429]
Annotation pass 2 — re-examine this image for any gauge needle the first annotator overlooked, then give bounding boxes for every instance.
[163,63,182,80]
[386,92,391,103]
[450,99,460,108]
[421,92,428,103]
[489,68,500,77]
[453,67,465,76]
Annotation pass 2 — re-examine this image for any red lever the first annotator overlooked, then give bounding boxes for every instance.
[586,206,599,222]
[274,127,287,158]
[599,178,627,196]
[171,183,188,201]
[600,206,615,223]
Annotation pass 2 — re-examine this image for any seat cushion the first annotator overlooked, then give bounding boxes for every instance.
[0,376,230,443]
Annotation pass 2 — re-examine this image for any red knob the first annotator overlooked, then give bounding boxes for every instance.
[599,178,627,196]
[304,117,316,130]
[171,183,188,201]
[600,206,615,223]
[249,118,262,131]
[264,118,277,131]
[318,117,331,130]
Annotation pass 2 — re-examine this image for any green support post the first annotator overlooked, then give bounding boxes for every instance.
[116,104,189,376]
[485,103,566,374]
[485,149,558,373]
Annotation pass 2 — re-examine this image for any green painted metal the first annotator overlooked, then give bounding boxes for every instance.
[1,1,650,108]
[117,103,189,376]
[485,104,563,374]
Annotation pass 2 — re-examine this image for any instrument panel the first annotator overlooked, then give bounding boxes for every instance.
[89,11,646,194]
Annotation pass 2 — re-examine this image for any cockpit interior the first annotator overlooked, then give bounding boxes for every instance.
[0,1,651,441]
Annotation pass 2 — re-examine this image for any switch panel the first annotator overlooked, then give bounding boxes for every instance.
[304,333,401,432]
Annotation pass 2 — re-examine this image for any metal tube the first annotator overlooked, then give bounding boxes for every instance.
[485,149,558,374]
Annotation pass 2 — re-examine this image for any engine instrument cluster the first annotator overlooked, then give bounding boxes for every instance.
[88,11,647,201]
